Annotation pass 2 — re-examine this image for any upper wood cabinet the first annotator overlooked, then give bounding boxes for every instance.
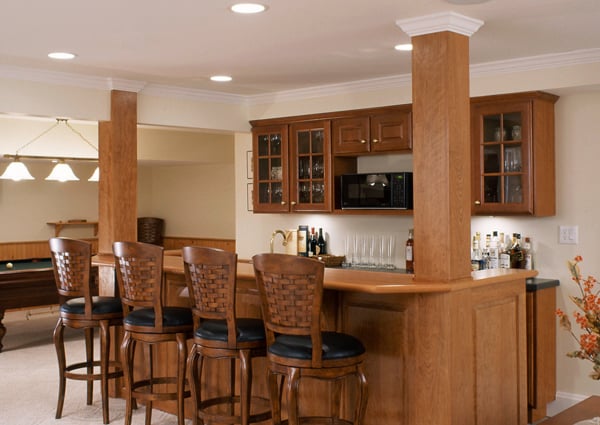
[471,91,558,216]
[252,121,332,213]
[289,120,332,212]
[252,125,289,213]
[331,106,412,155]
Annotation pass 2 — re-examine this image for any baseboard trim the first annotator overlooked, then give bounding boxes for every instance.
[546,392,590,417]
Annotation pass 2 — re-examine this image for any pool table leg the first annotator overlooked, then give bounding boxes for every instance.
[0,308,5,352]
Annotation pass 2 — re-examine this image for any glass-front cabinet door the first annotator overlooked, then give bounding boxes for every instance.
[289,121,332,212]
[472,101,532,214]
[252,125,289,213]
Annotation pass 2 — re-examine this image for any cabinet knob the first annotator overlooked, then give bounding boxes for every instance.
[474,200,481,205]
[290,201,297,206]
[360,139,367,144]
[372,139,379,143]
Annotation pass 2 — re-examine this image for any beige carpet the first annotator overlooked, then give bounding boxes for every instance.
[0,310,189,425]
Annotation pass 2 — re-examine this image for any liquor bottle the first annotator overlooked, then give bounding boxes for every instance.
[471,235,482,271]
[297,225,309,257]
[523,236,534,270]
[317,228,327,255]
[488,231,499,269]
[499,232,511,269]
[509,233,524,269]
[405,228,414,273]
[309,227,317,257]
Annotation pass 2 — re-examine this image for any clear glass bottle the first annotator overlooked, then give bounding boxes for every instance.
[405,229,414,273]
[488,231,499,269]
[471,235,482,271]
[523,236,533,270]
[499,232,511,269]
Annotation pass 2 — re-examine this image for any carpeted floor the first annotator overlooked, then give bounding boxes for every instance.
[0,310,189,425]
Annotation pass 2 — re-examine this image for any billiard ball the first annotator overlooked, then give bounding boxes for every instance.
[5,262,13,269]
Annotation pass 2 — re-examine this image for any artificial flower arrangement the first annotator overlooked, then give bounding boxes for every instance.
[556,256,600,380]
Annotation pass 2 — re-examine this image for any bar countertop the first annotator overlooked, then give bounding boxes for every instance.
[93,253,538,295]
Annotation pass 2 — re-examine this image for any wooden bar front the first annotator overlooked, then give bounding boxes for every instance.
[93,254,534,425]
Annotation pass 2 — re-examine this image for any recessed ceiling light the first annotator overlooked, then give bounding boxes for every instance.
[230,3,267,14]
[48,52,76,60]
[394,44,413,51]
[210,75,233,82]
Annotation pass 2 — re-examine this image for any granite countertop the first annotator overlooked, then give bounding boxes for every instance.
[525,277,560,292]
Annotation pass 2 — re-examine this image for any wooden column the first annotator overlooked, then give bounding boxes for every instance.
[404,19,480,283]
[98,90,137,294]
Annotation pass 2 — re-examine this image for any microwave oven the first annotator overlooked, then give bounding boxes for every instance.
[338,172,413,210]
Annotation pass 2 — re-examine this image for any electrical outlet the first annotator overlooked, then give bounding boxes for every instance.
[559,225,579,244]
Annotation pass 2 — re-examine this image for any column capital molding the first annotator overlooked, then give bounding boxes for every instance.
[396,11,484,37]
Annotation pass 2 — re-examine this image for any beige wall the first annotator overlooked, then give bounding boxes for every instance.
[0,121,235,242]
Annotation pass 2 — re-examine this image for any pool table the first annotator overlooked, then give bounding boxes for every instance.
[0,258,58,352]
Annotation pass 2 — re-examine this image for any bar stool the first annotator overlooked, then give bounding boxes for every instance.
[252,253,368,425]
[183,246,271,425]
[112,241,193,425]
[49,237,123,424]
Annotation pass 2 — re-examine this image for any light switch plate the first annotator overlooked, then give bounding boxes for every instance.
[559,225,579,244]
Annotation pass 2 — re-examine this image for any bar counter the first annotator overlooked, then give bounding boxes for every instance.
[93,253,537,425]
[93,252,536,293]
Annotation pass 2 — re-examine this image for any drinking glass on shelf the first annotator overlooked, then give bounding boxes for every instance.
[382,235,396,269]
[371,234,383,268]
[344,234,355,267]
[357,234,369,268]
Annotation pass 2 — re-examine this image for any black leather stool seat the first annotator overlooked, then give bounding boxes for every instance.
[195,318,266,343]
[270,331,366,361]
[123,307,193,328]
[60,297,123,315]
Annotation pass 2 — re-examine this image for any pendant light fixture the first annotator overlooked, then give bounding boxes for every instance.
[0,118,98,182]
[0,159,35,181]
[46,161,80,182]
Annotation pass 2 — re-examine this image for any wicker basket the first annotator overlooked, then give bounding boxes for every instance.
[316,255,345,268]
[137,217,164,246]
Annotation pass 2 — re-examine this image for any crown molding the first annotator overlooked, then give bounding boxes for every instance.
[140,83,247,105]
[396,11,484,37]
[1,48,599,107]
[246,74,413,105]
[248,48,600,105]
[0,64,148,93]
[470,48,600,76]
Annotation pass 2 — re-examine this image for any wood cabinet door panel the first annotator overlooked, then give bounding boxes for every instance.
[370,111,412,152]
[332,116,370,154]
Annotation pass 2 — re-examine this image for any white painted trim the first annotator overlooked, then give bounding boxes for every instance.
[546,391,591,418]
[396,11,484,37]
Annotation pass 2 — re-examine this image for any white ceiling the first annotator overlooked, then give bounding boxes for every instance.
[1,0,599,97]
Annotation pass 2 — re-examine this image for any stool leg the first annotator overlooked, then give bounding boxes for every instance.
[268,369,282,425]
[53,318,67,419]
[286,368,301,425]
[99,320,111,424]
[176,333,188,425]
[121,331,134,425]
[229,357,236,417]
[85,327,94,405]
[187,344,200,425]
[145,344,153,425]
[239,350,251,425]
[354,364,369,425]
